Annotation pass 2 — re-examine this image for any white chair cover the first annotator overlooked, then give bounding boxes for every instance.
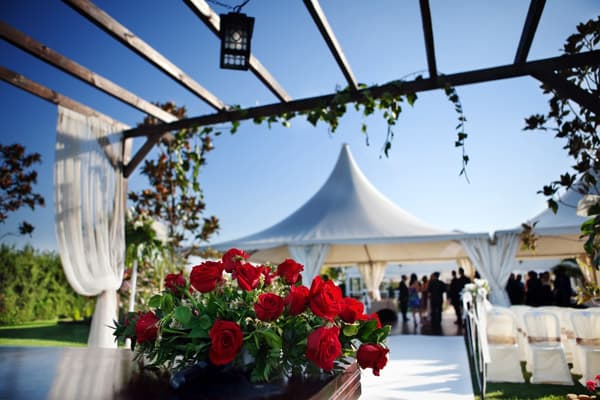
[486,306,525,382]
[570,310,600,385]
[55,106,128,348]
[539,306,576,364]
[523,311,573,385]
[509,305,532,363]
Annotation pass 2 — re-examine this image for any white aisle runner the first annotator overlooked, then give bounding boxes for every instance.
[360,335,474,400]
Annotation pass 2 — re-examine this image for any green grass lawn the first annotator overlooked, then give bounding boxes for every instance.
[0,320,90,347]
[479,363,588,400]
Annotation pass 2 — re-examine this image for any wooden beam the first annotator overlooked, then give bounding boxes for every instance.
[514,0,546,64]
[419,0,437,79]
[123,50,600,140]
[0,21,178,123]
[0,65,125,126]
[63,0,227,111]
[303,0,358,90]
[531,70,600,116]
[123,137,155,178]
[183,0,291,102]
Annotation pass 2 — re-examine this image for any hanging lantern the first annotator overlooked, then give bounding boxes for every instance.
[220,12,255,70]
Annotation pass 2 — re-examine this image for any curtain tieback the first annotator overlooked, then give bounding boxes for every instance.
[576,337,600,346]
[528,336,560,344]
[487,335,516,345]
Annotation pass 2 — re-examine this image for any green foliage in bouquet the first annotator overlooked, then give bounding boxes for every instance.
[114,249,391,383]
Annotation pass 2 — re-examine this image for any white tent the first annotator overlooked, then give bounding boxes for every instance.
[210,144,483,299]
[498,182,595,260]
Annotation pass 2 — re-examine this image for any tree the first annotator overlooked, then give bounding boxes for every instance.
[523,17,600,301]
[524,17,600,213]
[127,102,219,257]
[0,143,45,238]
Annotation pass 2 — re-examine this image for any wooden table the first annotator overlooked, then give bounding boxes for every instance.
[0,347,360,400]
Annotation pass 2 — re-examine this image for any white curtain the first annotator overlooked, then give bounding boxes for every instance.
[357,262,387,301]
[288,244,329,286]
[55,106,129,348]
[461,233,519,306]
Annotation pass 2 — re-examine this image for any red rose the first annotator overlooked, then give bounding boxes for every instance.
[190,261,224,293]
[259,265,276,286]
[276,258,304,284]
[235,263,262,291]
[339,297,366,323]
[222,248,249,273]
[285,285,310,315]
[357,343,389,376]
[209,320,243,366]
[254,293,285,321]
[309,276,342,320]
[586,380,597,392]
[306,326,341,371]
[135,311,159,343]
[164,271,186,295]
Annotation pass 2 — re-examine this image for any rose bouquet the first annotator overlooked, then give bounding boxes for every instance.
[113,248,391,385]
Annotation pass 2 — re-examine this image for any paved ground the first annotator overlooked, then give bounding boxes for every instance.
[360,309,475,400]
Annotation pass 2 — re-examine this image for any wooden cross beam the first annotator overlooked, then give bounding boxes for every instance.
[0,65,125,127]
[419,0,438,79]
[303,0,358,91]
[0,21,178,123]
[183,0,291,102]
[121,50,600,176]
[514,0,546,64]
[63,0,227,111]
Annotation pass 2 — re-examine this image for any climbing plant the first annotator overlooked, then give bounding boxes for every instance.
[524,17,600,213]
[128,102,219,257]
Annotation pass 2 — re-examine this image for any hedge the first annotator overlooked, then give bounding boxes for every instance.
[0,245,94,325]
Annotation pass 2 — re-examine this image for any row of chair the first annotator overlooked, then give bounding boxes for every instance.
[485,305,600,385]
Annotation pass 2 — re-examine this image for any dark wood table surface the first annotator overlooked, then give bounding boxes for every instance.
[0,346,360,400]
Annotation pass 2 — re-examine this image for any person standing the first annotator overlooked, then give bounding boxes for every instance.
[428,272,447,332]
[398,275,409,322]
[408,274,421,325]
[449,270,461,324]
[455,267,470,326]
[420,275,429,322]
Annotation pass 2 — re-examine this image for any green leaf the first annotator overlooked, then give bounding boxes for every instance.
[148,295,162,308]
[406,92,417,106]
[358,319,378,341]
[174,306,192,326]
[161,293,175,314]
[342,324,359,337]
[260,329,282,350]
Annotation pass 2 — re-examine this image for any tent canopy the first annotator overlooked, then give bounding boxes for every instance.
[499,183,595,259]
[211,144,482,266]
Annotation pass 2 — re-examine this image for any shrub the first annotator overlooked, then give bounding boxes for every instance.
[0,244,94,325]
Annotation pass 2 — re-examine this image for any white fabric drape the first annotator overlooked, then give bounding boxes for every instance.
[460,233,519,306]
[288,244,329,286]
[55,106,128,348]
[357,262,387,301]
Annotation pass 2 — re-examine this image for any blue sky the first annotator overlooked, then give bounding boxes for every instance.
[1,1,598,251]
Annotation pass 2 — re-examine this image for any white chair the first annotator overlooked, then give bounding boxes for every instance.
[523,310,573,385]
[485,307,525,382]
[570,310,600,385]
[539,306,576,364]
[509,305,532,363]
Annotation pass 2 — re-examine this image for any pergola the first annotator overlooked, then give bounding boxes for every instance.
[1,1,598,346]
[1,0,598,174]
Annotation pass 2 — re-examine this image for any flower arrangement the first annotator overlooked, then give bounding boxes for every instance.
[461,278,490,300]
[113,248,391,385]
